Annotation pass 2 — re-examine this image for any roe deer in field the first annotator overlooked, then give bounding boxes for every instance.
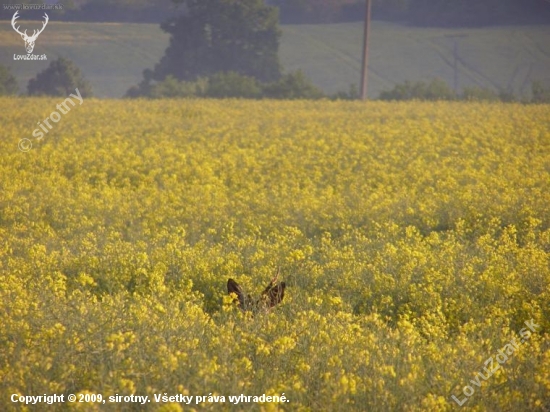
[227,271,286,312]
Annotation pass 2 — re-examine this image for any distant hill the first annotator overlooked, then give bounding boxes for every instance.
[281,22,550,97]
[1,21,549,98]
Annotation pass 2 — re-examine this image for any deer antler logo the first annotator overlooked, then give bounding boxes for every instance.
[227,270,286,313]
[11,11,49,54]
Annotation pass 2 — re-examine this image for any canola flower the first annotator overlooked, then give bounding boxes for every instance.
[0,98,549,411]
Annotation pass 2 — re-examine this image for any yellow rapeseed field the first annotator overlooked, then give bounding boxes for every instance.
[0,98,549,411]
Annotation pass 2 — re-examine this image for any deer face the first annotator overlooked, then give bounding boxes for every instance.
[11,11,49,54]
[22,35,38,54]
[227,275,286,313]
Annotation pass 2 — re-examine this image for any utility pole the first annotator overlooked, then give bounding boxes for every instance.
[360,0,372,100]
[453,39,458,92]
[445,34,467,93]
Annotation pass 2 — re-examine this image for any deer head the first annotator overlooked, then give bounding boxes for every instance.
[12,11,49,54]
[227,271,286,313]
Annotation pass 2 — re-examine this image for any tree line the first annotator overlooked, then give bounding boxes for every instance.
[3,60,549,103]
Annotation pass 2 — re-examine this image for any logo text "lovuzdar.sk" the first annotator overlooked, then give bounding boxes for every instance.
[451,319,540,406]
[11,11,48,60]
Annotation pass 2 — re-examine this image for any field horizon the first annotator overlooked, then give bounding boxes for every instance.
[0,20,549,98]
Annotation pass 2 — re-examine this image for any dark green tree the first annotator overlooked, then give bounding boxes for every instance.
[27,57,93,97]
[125,75,207,98]
[205,72,262,98]
[461,86,499,101]
[531,81,550,104]
[150,0,281,83]
[0,65,18,96]
[379,78,455,101]
[262,70,325,99]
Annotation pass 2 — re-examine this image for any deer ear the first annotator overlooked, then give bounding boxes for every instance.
[266,281,285,308]
[227,278,245,309]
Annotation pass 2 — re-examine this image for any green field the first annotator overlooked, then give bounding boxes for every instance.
[1,20,550,97]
